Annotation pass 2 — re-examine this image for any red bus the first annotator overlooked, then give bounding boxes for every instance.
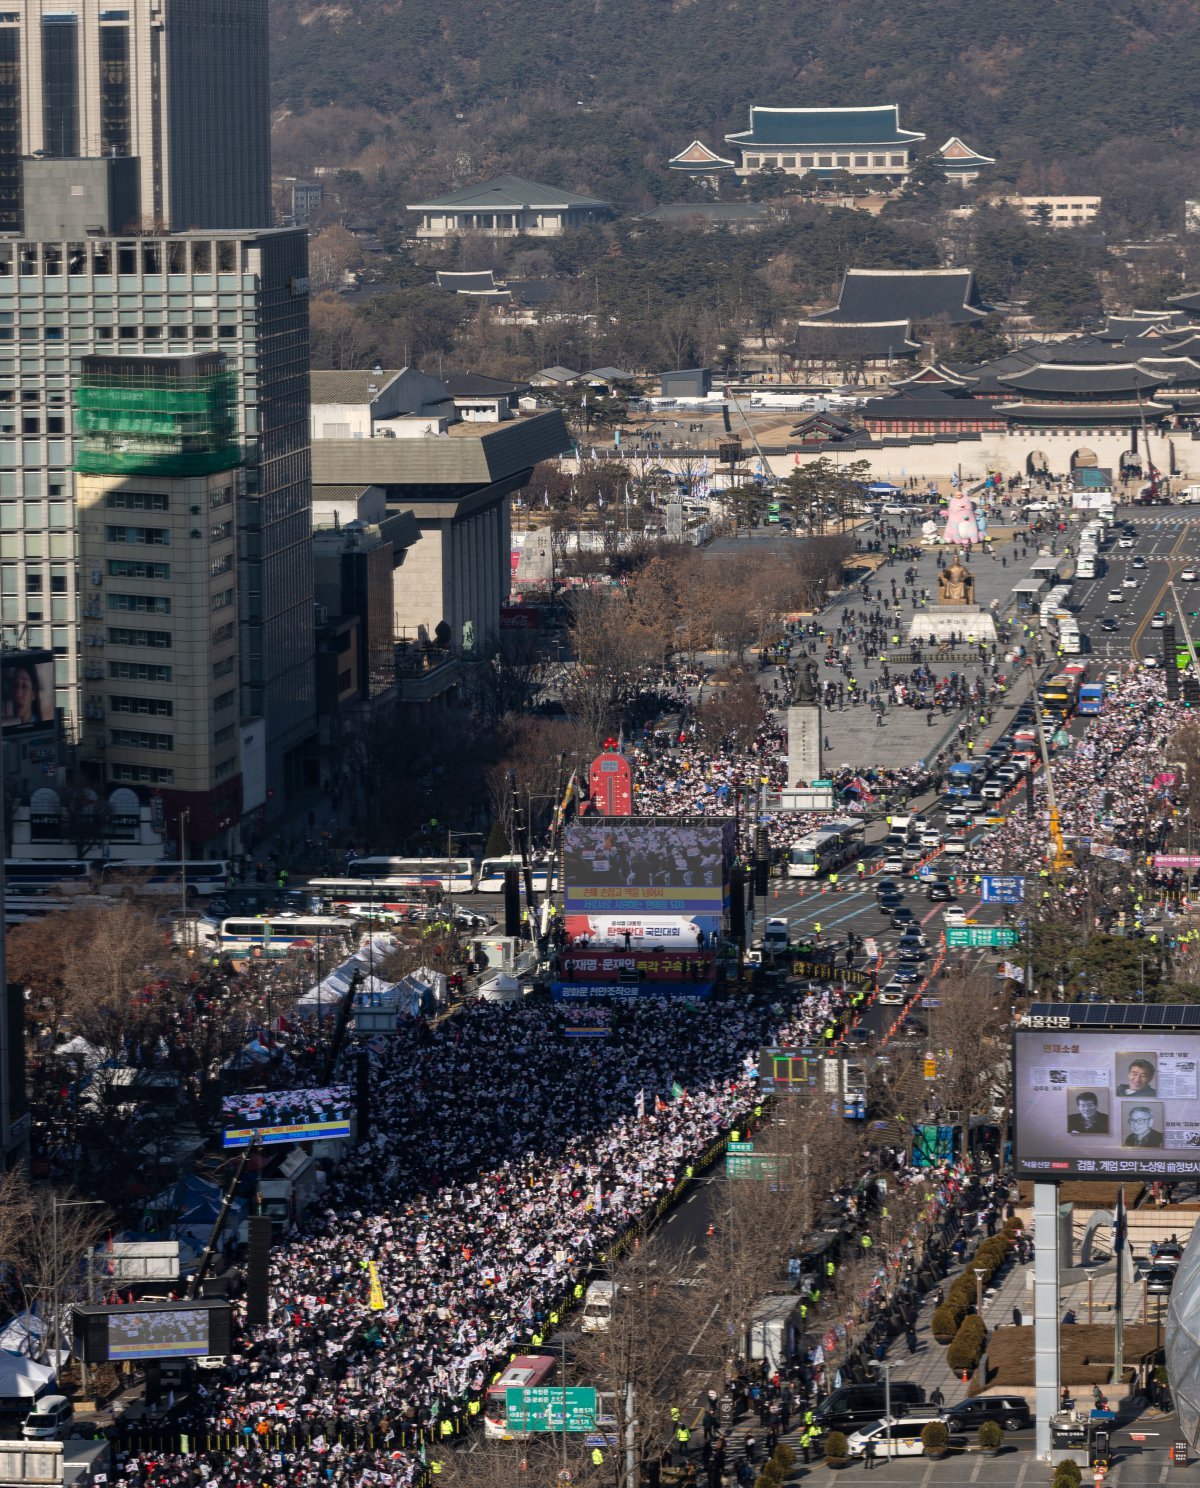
[483,1354,557,1439]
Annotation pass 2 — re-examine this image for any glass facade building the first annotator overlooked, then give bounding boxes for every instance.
[0,227,314,790]
[0,1,271,234]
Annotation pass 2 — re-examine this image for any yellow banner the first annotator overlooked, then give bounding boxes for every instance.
[368,1260,385,1311]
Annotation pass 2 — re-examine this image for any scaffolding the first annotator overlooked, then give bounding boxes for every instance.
[73,352,241,477]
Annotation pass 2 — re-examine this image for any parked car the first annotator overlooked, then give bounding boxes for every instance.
[813,1383,926,1436]
[845,1412,957,1459]
[1145,1265,1176,1295]
[943,1396,1032,1433]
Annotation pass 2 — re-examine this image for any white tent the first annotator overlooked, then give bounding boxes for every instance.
[0,1350,55,1400]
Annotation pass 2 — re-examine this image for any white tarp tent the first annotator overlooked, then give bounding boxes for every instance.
[0,1350,56,1400]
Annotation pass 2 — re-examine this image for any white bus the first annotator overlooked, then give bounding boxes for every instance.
[307,878,426,918]
[209,916,357,956]
[785,819,866,879]
[5,859,93,888]
[100,860,230,897]
[345,856,476,892]
[476,855,559,893]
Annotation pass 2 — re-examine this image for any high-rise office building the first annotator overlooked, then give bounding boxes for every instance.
[74,351,243,845]
[0,0,271,233]
[0,225,315,796]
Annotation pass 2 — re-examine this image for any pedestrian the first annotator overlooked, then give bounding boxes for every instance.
[864,1437,876,1470]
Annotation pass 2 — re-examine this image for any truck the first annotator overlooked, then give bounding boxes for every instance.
[254,1148,326,1236]
[745,1295,806,1372]
[1078,681,1105,716]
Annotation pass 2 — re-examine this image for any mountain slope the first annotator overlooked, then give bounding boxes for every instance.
[269,0,1200,209]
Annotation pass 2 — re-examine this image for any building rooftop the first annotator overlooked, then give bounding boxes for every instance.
[312,484,376,503]
[667,140,737,171]
[311,368,405,405]
[407,173,611,213]
[936,136,995,168]
[726,105,924,149]
[443,372,532,399]
[436,271,500,294]
[787,320,921,359]
[996,362,1168,395]
[816,267,990,325]
[862,396,1007,422]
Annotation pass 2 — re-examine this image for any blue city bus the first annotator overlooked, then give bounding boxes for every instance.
[946,761,986,797]
[1078,681,1104,716]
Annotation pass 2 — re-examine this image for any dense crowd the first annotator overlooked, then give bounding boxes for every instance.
[964,668,1182,912]
[112,988,861,1488]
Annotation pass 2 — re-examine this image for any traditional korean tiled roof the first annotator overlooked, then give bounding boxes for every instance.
[786,320,921,358]
[436,271,499,293]
[815,268,989,325]
[890,361,977,389]
[667,139,736,171]
[999,400,1171,421]
[996,362,1167,396]
[861,396,1008,422]
[408,174,610,212]
[936,137,995,170]
[725,105,924,149]
[1168,289,1200,316]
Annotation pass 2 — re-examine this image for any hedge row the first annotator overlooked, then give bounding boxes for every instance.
[929,1214,1024,1357]
[931,1218,1022,1338]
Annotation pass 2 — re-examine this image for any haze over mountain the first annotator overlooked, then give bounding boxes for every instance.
[270,0,1200,224]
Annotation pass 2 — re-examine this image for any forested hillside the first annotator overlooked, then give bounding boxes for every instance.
[269,0,1200,230]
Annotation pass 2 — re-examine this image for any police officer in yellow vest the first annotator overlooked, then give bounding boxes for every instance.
[676,1423,691,1453]
[592,1448,605,1467]
[431,1461,444,1476]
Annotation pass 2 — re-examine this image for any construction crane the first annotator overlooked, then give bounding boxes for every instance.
[1030,685,1074,872]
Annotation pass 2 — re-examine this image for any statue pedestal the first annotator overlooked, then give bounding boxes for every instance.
[905,606,998,647]
[786,703,822,785]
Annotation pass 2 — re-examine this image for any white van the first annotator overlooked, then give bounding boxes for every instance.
[581,1280,614,1332]
[22,1396,73,1440]
[1181,485,1200,504]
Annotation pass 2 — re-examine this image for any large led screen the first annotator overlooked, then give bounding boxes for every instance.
[1014,1029,1200,1178]
[108,1307,210,1360]
[1,650,55,733]
[221,1084,353,1148]
[563,820,729,915]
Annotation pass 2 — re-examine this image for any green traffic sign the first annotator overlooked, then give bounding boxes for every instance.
[727,1140,755,1153]
[945,926,1019,948]
[726,1153,787,1180]
[506,1386,598,1433]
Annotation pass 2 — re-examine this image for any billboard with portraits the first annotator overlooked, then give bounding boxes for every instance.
[1,649,54,733]
[1014,1029,1200,1178]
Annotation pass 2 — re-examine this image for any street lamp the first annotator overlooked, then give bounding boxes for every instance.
[973,1267,986,1316]
[869,1360,893,1460]
[445,830,483,924]
[52,1197,104,1365]
[1085,1268,1096,1324]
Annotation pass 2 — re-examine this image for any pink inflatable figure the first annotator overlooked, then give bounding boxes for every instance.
[943,491,981,546]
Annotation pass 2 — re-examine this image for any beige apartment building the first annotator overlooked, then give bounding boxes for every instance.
[74,351,242,850]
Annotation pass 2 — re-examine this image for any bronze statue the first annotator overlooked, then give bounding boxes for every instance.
[938,557,975,606]
[795,658,820,704]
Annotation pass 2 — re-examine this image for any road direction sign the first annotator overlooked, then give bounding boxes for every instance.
[725,1153,786,1180]
[945,926,1019,948]
[506,1387,598,1433]
[727,1140,755,1153]
[980,875,1025,904]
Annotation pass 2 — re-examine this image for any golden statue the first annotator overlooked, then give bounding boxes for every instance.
[938,557,975,606]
